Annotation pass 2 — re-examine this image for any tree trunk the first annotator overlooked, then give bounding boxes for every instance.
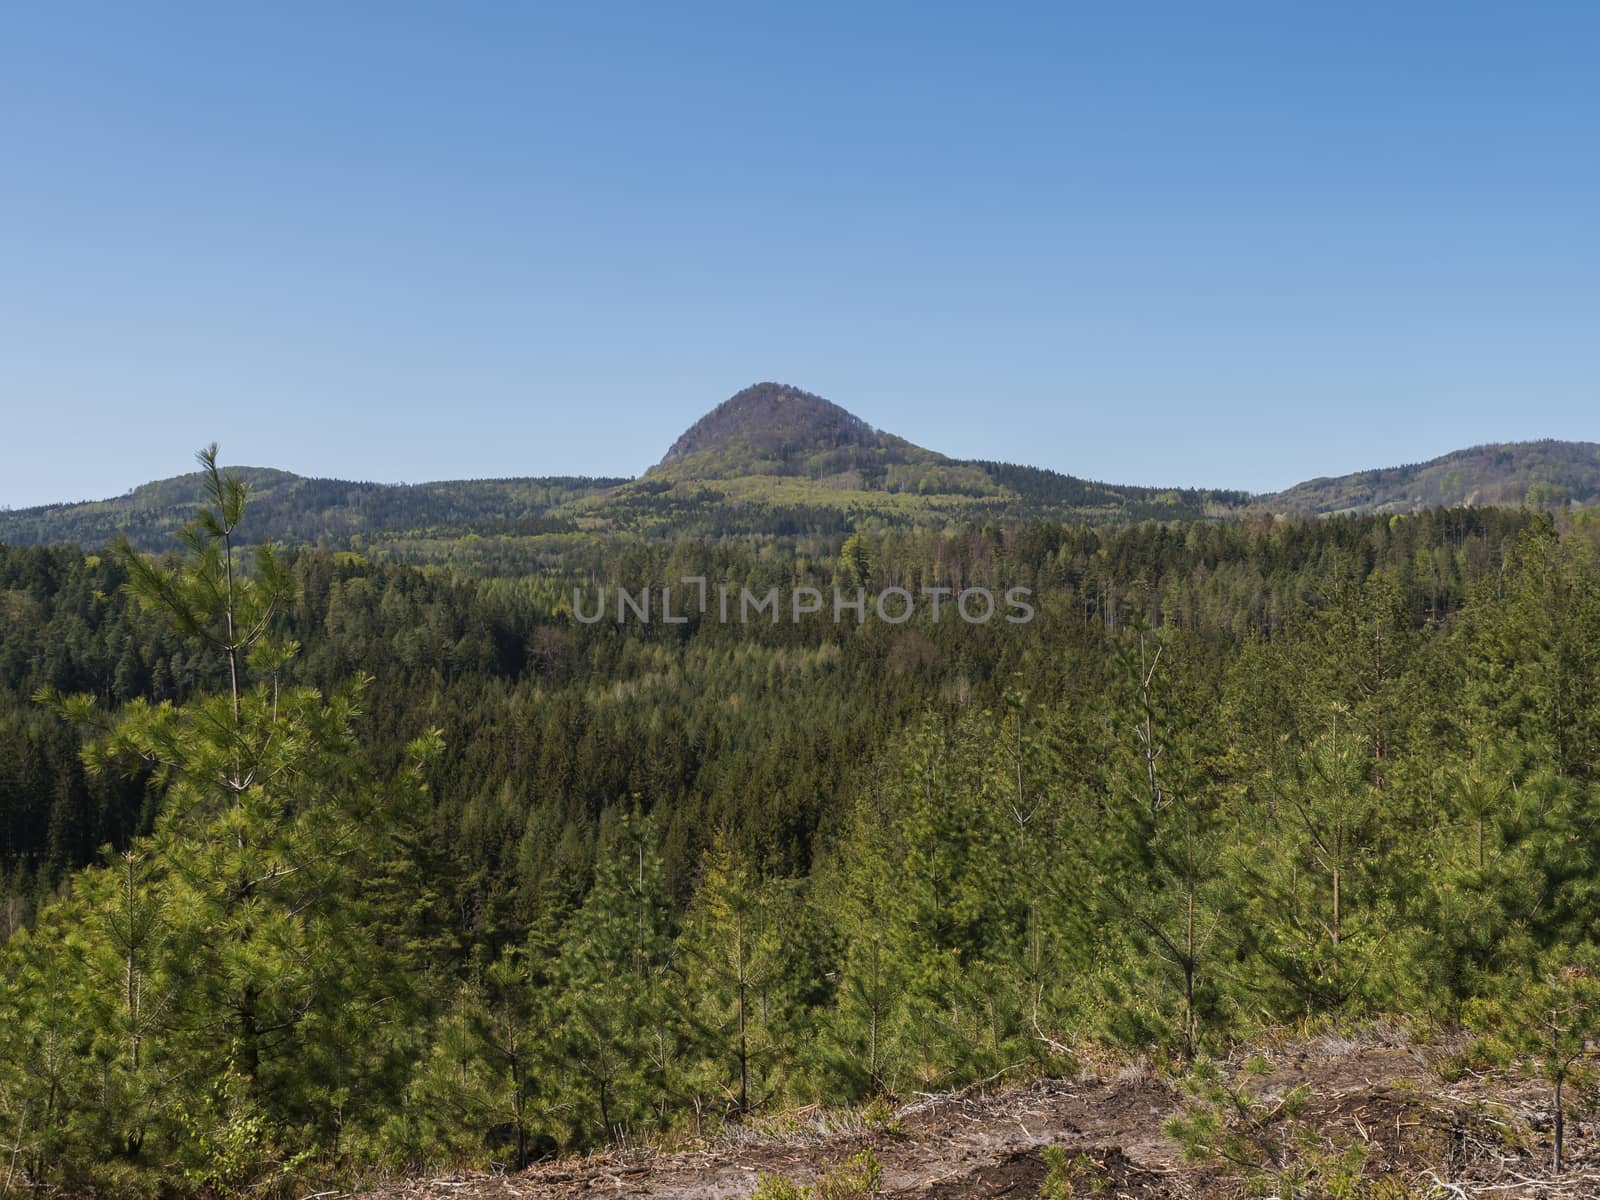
[1184,869,1197,1062]
[1554,1076,1565,1174]
[737,979,749,1113]
[237,984,260,1082]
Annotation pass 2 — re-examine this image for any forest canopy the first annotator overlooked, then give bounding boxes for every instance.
[3,448,1600,1195]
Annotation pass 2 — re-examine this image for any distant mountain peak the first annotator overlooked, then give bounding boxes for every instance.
[3,380,1594,552]
[647,382,944,483]
[655,382,902,471]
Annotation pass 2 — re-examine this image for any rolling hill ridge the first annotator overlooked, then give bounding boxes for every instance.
[0,384,1593,550]
[1268,438,1600,514]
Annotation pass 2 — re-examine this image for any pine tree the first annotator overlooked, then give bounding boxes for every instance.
[1469,949,1600,1174]
[22,446,441,1190]
[680,835,784,1116]
[409,951,549,1167]
[66,849,174,1160]
[1101,630,1225,1060]
[1240,704,1382,1015]
[0,919,87,1188]
[553,811,675,1145]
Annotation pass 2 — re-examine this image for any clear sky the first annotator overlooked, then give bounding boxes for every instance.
[2,3,1596,508]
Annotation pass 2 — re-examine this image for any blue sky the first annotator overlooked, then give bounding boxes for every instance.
[2,3,1596,508]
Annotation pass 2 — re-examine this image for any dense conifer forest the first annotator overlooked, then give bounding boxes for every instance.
[4,448,1600,1196]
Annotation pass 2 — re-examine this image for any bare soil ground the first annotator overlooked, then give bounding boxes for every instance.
[360,1033,1600,1200]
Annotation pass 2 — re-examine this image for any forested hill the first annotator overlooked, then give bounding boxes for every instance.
[0,383,1251,546]
[652,381,939,478]
[1267,438,1600,515]
[3,387,1596,548]
[0,467,625,552]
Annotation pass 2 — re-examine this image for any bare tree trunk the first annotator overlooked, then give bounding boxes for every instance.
[1554,1075,1565,1174]
[1184,882,1196,1061]
[737,909,749,1113]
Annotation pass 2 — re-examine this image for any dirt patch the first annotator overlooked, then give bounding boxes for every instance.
[355,1039,1600,1200]
[904,1145,1180,1199]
